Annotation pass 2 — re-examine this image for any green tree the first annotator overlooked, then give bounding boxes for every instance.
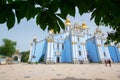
[0,39,16,57]
[0,0,120,44]
[21,50,30,62]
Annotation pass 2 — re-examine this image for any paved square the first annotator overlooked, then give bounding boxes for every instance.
[0,63,120,80]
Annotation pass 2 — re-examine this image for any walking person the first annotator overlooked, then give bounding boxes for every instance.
[104,59,108,67]
[104,56,108,67]
[107,59,111,67]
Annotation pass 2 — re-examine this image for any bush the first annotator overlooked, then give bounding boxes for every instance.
[35,62,38,64]
[28,61,32,64]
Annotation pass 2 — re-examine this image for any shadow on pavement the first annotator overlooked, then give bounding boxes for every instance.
[51,77,106,80]
[51,77,92,80]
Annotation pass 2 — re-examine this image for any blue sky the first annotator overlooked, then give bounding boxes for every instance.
[0,12,112,52]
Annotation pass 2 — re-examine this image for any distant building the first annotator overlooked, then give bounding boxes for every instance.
[28,19,120,64]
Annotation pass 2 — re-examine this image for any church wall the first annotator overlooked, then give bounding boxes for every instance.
[86,38,101,63]
[41,40,47,62]
[31,40,46,62]
[108,46,120,62]
[64,36,72,63]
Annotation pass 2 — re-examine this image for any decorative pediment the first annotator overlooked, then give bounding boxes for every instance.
[81,42,86,45]
[97,44,102,46]
[47,39,54,42]
[72,42,77,44]
[56,51,61,56]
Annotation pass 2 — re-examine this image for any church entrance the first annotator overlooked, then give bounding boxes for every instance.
[57,56,60,63]
[13,56,18,61]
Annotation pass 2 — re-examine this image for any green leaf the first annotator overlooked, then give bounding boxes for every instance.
[0,0,6,4]
[57,13,67,20]
[47,0,59,14]
[0,12,7,23]
[36,11,47,30]
[8,0,13,3]
[76,0,95,15]
[95,16,101,26]
[0,5,8,23]
[59,0,75,17]
[7,11,15,30]
[25,1,38,20]
[36,13,41,25]
[0,16,6,23]
[13,1,28,23]
[25,4,33,20]
[68,4,75,17]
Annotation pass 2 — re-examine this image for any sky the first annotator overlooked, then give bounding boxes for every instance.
[0,12,112,52]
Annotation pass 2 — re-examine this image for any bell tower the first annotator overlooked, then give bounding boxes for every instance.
[45,29,54,64]
[65,18,71,31]
[94,28,111,63]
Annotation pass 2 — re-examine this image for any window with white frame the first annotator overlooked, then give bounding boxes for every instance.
[57,43,59,49]
[104,52,106,56]
[78,45,80,48]
[62,43,64,49]
[77,37,79,41]
[79,51,81,56]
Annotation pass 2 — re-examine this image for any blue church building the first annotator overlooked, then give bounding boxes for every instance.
[28,19,120,64]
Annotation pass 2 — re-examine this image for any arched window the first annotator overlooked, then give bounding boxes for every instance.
[57,43,59,49]
[78,45,80,48]
[77,37,79,41]
[13,56,18,61]
[79,51,81,56]
[62,44,64,49]
[104,52,106,56]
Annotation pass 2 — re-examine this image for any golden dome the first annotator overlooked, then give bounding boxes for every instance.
[82,23,87,29]
[51,29,54,33]
[49,29,54,34]
[65,18,71,26]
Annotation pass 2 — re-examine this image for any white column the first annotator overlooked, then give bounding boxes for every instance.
[60,44,62,49]
[81,45,84,58]
[46,42,50,59]
[74,36,77,59]
[71,35,75,59]
[83,44,87,59]
[72,44,75,59]
[97,46,104,63]
[118,47,120,55]
[81,37,84,58]
[96,38,104,60]
[75,44,78,60]
[51,42,54,60]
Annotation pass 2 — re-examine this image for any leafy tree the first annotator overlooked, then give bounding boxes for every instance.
[0,0,120,44]
[0,39,16,57]
[21,50,30,62]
